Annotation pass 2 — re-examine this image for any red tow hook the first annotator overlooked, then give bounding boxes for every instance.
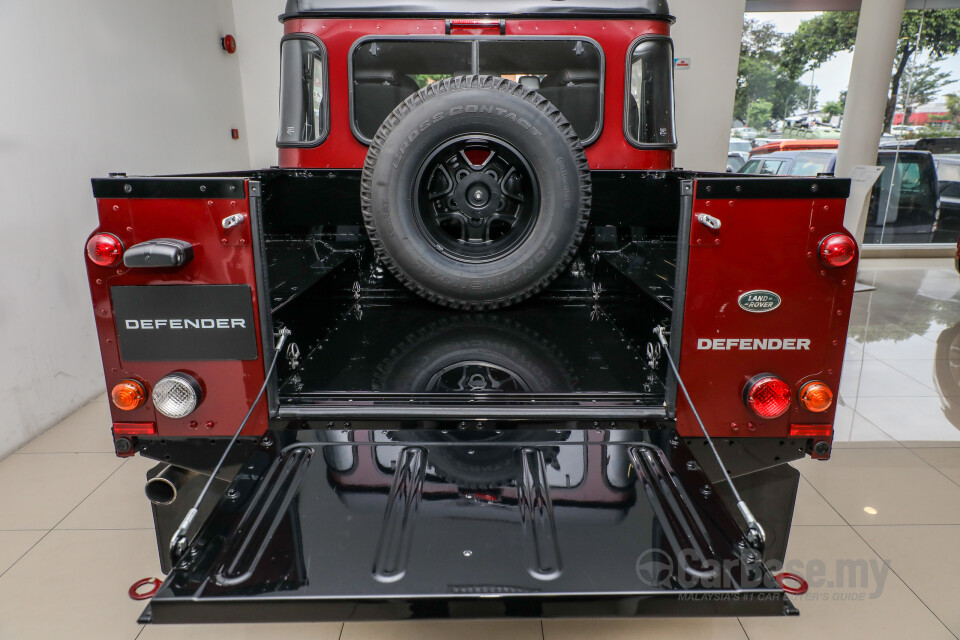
[775,572,809,595]
[128,577,163,600]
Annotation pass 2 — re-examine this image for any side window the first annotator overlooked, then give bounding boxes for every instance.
[759,160,784,175]
[740,159,762,174]
[625,36,677,147]
[351,40,473,142]
[278,37,327,147]
[790,153,831,177]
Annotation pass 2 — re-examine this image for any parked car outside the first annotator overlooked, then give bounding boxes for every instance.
[729,137,752,154]
[726,151,746,172]
[731,126,757,140]
[740,149,942,243]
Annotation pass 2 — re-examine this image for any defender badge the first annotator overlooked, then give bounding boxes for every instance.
[738,290,781,313]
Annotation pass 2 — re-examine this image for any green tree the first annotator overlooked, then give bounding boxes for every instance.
[898,59,953,122]
[747,99,773,129]
[947,93,960,121]
[781,10,960,133]
[735,19,818,123]
[822,100,844,118]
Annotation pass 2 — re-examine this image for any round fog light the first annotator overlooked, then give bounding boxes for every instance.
[153,373,202,419]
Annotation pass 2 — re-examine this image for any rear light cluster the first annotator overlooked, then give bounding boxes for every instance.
[86,233,124,267]
[743,375,833,419]
[111,373,203,419]
[818,233,856,268]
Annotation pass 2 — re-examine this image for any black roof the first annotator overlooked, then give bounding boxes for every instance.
[282,0,672,21]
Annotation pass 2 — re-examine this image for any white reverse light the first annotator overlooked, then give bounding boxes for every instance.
[153,373,202,419]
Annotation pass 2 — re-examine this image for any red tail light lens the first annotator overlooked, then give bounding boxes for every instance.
[799,381,833,412]
[86,233,124,267]
[112,380,146,411]
[743,374,792,419]
[819,233,856,268]
[447,18,503,34]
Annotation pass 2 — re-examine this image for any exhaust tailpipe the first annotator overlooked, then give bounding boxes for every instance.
[145,465,196,505]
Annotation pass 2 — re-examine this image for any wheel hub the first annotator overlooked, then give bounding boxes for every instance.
[415,135,540,263]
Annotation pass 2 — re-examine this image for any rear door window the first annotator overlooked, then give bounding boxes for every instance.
[351,40,473,142]
[478,39,603,143]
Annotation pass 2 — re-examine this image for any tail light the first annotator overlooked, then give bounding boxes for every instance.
[86,233,124,267]
[818,233,856,268]
[111,380,146,411]
[743,374,792,419]
[153,373,202,418]
[799,381,833,412]
[446,18,503,35]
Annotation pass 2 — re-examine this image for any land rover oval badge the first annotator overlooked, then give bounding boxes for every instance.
[738,290,781,313]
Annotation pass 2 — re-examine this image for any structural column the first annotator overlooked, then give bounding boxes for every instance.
[835,0,906,237]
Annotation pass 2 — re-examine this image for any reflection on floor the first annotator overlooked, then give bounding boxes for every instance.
[1,258,960,639]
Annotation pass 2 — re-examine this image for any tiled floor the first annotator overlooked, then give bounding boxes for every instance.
[2,258,960,639]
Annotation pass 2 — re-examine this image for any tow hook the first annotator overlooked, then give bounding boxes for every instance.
[775,572,809,595]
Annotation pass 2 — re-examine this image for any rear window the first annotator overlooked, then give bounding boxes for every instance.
[350,38,603,144]
[936,161,960,184]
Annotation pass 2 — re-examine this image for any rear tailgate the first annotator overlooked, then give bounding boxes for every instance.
[675,177,855,454]
[87,177,273,445]
[141,428,794,623]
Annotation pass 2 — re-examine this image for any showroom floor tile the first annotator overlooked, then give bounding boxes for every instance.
[2,258,960,639]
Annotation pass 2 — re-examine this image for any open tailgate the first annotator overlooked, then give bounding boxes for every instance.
[141,428,795,623]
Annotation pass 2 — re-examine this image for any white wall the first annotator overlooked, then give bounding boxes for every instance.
[0,0,250,458]
[232,0,285,169]
[671,0,747,171]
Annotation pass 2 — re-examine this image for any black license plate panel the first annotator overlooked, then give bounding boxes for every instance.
[111,285,258,361]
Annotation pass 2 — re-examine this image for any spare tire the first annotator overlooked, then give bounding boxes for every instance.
[361,75,591,310]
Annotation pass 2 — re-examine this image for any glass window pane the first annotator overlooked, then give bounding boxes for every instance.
[790,153,831,176]
[626,38,676,147]
[478,39,603,142]
[351,40,473,141]
[278,38,326,146]
[759,160,783,175]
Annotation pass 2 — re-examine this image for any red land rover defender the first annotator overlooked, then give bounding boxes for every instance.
[85,0,857,624]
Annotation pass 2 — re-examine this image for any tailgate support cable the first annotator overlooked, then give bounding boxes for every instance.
[169,328,291,561]
[654,327,766,551]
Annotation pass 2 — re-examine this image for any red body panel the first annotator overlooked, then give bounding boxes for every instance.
[278,17,673,171]
[676,187,857,442]
[86,186,269,439]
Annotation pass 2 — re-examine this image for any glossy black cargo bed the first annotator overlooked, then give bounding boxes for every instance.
[272,262,671,420]
[142,429,795,623]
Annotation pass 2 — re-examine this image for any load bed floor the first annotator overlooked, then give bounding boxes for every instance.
[273,266,669,420]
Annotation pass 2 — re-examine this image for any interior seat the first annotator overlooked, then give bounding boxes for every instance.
[353,69,420,137]
[538,69,600,139]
